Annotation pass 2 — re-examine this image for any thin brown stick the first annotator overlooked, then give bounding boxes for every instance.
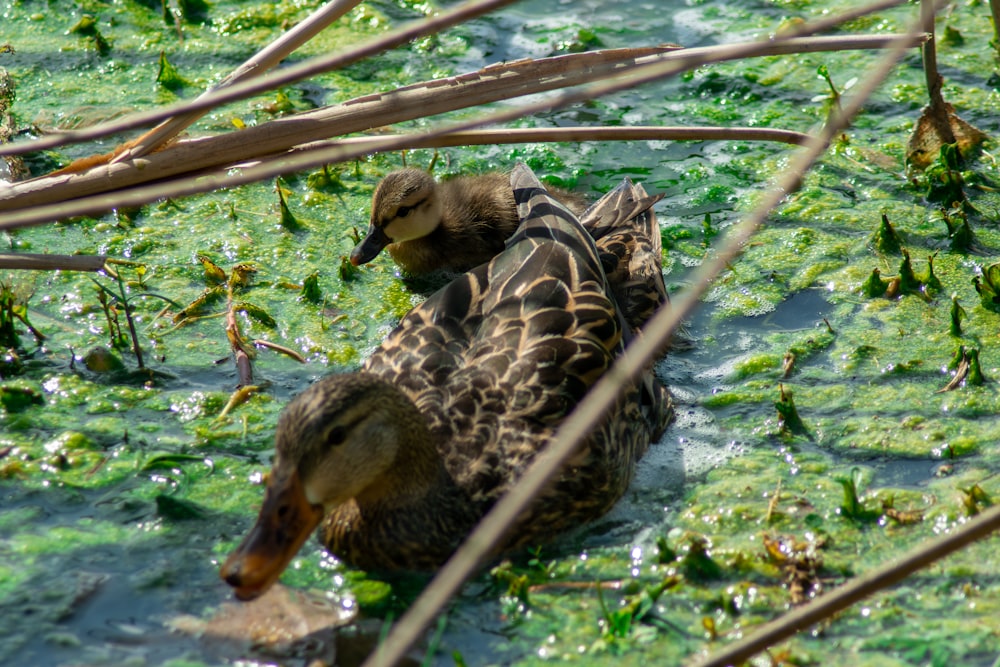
[992,0,1000,49]
[0,0,522,159]
[290,127,813,154]
[0,33,925,224]
[691,503,1000,667]
[0,0,913,162]
[358,5,937,667]
[0,125,809,218]
[120,0,364,161]
[920,0,956,144]
[1,47,675,209]
[0,253,107,271]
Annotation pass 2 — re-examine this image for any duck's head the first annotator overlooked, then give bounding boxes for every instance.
[220,373,429,600]
[350,169,443,266]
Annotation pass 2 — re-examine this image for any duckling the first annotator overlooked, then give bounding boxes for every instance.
[221,164,672,600]
[349,168,588,274]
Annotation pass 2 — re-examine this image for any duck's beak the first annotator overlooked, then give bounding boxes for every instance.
[220,469,324,601]
[349,224,392,266]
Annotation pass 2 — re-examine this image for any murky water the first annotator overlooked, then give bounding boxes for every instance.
[2,0,999,665]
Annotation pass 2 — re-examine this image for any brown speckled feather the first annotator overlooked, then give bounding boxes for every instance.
[223,167,674,588]
[581,178,668,332]
[350,164,672,561]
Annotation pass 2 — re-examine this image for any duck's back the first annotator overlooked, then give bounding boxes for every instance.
[363,164,671,550]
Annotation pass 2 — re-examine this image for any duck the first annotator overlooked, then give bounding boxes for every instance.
[349,168,588,274]
[221,164,673,600]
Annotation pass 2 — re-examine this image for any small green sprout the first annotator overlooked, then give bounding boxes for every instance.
[871,213,902,255]
[949,296,966,336]
[973,262,1000,313]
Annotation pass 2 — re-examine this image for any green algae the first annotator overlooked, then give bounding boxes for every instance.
[1,0,1000,665]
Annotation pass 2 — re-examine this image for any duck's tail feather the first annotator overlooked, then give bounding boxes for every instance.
[578,178,669,333]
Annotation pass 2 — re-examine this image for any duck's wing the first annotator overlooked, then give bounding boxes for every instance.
[475,162,623,423]
[580,178,668,332]
[363,164,624,459]
[364,165,671,540]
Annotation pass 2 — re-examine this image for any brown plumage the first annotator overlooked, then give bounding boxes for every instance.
[221,164,672,600]
[349,168,588,274]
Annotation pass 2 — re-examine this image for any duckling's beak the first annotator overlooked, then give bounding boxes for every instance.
[220,469,324,601]
[349,224,392,266]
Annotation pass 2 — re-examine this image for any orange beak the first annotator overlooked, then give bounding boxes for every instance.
[220,469,324,601]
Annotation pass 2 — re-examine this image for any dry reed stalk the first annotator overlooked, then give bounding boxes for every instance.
[357,3,947,666]
[0,34,925,221]
[0,0,522,159]
[691,502,1000,667]
[121,0,364,161]
[287,125,814,153]
[0,47,677,210]
[0,253,107,271]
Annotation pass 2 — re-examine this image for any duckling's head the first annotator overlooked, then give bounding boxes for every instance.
[350,169,443,266]
[220,373,431,600]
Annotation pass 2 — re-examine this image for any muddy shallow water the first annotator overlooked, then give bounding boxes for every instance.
[2,0,1000,665]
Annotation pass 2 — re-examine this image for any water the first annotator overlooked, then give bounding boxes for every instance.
[3,0,999,665]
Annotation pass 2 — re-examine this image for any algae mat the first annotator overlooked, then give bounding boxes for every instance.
[1,0,1000,665]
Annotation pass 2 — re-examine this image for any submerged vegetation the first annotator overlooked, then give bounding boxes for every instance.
[0,0,999,665]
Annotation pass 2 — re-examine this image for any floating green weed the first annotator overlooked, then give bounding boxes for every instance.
[871,212,902,255]
[156,51,188,91]
[836,467,879,523]
[68,14,111,55]
[950,296,966,335]
[775,384,811,439]
[973,263,1000,313]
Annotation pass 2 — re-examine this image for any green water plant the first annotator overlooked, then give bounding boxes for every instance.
[925,143,971,208]
[677,534,723,582]
[972,262,1000,313]
[941,346,987,391]
[959,484,992,516]
[860,267,890,298]
[172,257,303,402]
[871,213,902,255]
[93,264,179,371]
[949,296,966,336]
[775,383,810,439]
[69,14,111,56]
[593,574,680,652]
[301,271,322,303]
[173,0,211,24]
[836,467,879,523]
[897,250,923,295]
[156,51,189,91]
[276,177,303,231]
[0,278,42,350]
[941,203,977,252]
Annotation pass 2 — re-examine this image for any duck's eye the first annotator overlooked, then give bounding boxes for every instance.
[327,425,347,447]
[396,205,413,218]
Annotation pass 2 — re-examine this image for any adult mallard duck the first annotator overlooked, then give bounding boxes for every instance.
[349,168,588,274]
[221,164,672,600]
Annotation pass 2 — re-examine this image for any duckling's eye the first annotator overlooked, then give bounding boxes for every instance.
[396,205,413,218]
[327,425,347,447]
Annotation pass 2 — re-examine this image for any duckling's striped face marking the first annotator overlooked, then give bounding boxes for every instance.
[374,169,442,244]
[350,169,443,266]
